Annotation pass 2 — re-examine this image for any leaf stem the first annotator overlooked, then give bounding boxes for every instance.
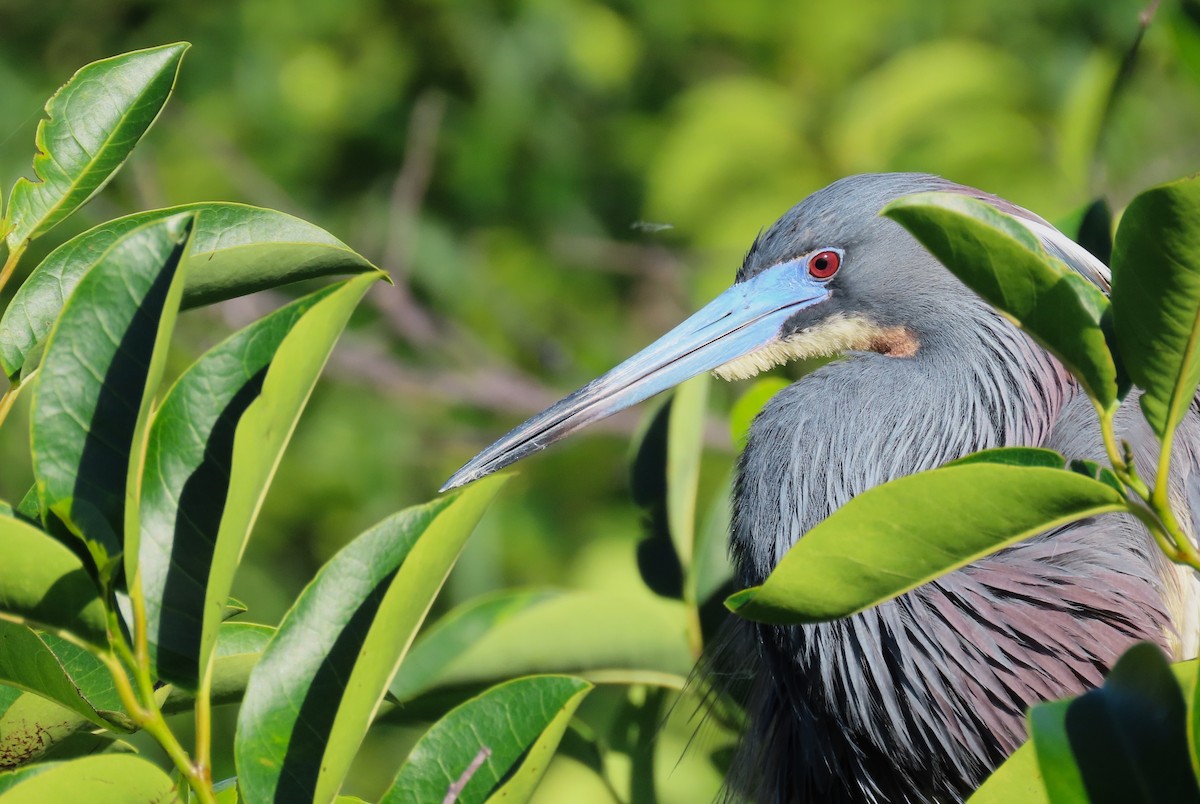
[106,582,216,801]
[1096,401,1200,570]
[0,384,19,431]
[0,241,26,296]
[1124,501,1184,563]
[1095,403,1129,476]
[195,665,214,785]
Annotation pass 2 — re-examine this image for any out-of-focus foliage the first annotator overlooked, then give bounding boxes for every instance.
[3,0,1200,799]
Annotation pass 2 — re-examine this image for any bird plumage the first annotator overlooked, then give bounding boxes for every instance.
[445,172,1200,804]
[722,173,1199,802]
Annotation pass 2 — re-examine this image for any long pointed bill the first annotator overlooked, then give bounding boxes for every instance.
[441,259,831,491]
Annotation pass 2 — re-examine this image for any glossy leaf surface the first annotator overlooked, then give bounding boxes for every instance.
[235,476,506,804]
[727,464,1126,624]
[138,286,338,687]
[5,44,187,247]
[0,754,175,802]
[884,192,1118,410]
[0,624,123,730]
[381,675,591,804]
[30,213,192,575]
[0,690,90,770]
[0,203,376,379]
[0,515,106,646]
[666,373,708,567]
[391,589,693,701]
[162,622,275,714]
[967,743,1048,804]
[187,273,378,692]
[1110,176,1200,440]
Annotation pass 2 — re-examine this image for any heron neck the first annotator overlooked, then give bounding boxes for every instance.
[732,302,1073,579]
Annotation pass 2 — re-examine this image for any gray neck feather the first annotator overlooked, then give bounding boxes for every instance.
[725,302,1176,803]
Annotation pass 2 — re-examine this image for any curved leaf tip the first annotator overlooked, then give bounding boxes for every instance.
[6,42,190,247]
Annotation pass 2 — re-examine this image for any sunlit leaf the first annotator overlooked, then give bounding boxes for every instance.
[1192,657,1200,796]
[967,742,1048,804]
[727,464,1126,625]
[389,589,559,702]
[666,373,708,568]
[380,675,592,804]
[235,476,507,804]
[162,622,275,715]
[0,690,90,770]
[728,376,789,450]
[0,515,107,646]
[0,623,124,730]
[137,285,340,688]
[0,754,175,801]
[1110,176,1200,441]
[948,447,1066,469]
[0,203,377,380]
[30,213,192,577]
[883,192,1118,410]
[688,468,734,609]
[186,272,379,696]
[390,590,693,702]
[5,44,188,248]
[1030,699,1088,803]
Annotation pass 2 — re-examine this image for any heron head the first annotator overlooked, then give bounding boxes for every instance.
[441,172,1084,491]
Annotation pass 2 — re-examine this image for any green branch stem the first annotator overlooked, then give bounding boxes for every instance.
[0,241,26,296]
[1096,401,1200,570]
[105,580,216,801]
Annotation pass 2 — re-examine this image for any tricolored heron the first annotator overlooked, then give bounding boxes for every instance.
[442,173,1200,802]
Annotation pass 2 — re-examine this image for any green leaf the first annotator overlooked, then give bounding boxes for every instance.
[0,623,125,730]
[1066,459,1125,496]
[688,468,734,609]
[1192,657,1200,796]
[883,192,1118,410]
[30,213,193,577]
[1063,643,1200,802]
[162,622,275,715]
[390,590,693,702]
[968,742,1049,804]
[726,464,1126,624]
[1029,646,1200,804]
[389,589,559,702]
[0,754,176,801]
[729,376,790,450]
[0,515,107,646]
[666,373,708,568]
[235,476,508,804]
[0,203,378,380]
[5,44,188,248]
[628,397,683,598]
[184,272,379,694]
[948,447,1066,469]
[0,691,90,770]
[137,285,341,688]
[1110,176,1200,440]
[1030,698,1089,803]
[381,676,592,804]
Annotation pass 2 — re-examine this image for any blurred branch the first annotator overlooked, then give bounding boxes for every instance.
[190,91,729,451]
[373,90,448,347]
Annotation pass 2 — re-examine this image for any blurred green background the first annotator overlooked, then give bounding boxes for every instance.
[3,0,1200,799]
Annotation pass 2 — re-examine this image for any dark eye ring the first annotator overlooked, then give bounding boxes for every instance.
[807,249,841,280]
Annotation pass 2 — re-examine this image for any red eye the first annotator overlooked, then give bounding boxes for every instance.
[807,250,841,279]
